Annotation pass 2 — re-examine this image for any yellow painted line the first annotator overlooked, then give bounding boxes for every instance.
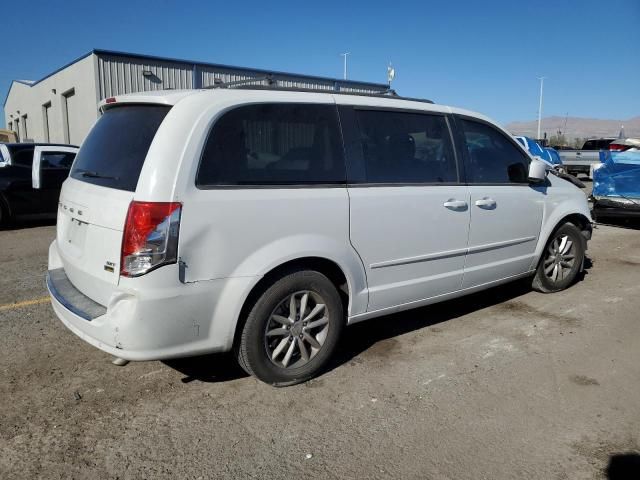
[0,296,50,312]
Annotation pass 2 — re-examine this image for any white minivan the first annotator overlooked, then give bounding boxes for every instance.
[47,87,592,386]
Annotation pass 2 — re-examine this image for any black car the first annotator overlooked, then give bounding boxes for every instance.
[0,143,78,224]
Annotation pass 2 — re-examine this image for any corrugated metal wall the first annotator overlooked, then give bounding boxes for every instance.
[97,55,194,98]
[97,53,386,100]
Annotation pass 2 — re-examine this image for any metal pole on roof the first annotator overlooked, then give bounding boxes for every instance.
[537,77,546,141]
[341,53,350,80]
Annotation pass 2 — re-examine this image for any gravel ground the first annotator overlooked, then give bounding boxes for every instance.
[1,210,639,479]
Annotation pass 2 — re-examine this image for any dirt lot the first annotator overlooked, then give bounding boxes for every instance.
[1,213,640,479]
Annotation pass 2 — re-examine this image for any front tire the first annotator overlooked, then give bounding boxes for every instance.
[532,222,585,293]
[236,270,344,386]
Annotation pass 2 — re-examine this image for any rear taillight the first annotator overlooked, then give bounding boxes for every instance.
[609,144,629,151]
[121,201,181,277]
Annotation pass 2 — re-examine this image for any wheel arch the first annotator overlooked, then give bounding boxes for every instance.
[533,211,592,268]
[231,256,354,351]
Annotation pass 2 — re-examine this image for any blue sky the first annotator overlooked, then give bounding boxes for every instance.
[2,0,639,128]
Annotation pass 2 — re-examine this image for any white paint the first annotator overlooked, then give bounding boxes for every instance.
[481,338,516,359]
[422,374,447,386]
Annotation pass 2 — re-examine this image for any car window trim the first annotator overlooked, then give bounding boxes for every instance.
[453,113,531,186]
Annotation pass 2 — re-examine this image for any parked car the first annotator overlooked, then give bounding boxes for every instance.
[515,135,549,160]
[514,136,563,168]
[608,137,640,152]
[592,150,640,221]
[46,88,592,386]
[559,138,616,177]
[0,143,78,224]
[544,147,563,168]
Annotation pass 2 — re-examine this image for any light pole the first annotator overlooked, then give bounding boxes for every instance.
[537,76,546,141]
[340,52,350,80]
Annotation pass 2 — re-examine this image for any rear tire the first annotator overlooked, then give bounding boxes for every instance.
[532,222,585,293]
[236,270,344,386]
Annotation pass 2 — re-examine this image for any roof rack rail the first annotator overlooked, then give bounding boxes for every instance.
[204,75,276,89]
[203,77,434,104]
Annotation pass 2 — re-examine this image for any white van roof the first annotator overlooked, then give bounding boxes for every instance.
[98,88,497,131]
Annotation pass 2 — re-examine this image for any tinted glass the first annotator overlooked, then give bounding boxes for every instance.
[197,103,345,186]
[598,139,614,149]
[583,140,597,150]
[355,110,457,183]
[461,119,529,183]
[41,152,75,169]
[11,147,34,167]
[70,105,170,191]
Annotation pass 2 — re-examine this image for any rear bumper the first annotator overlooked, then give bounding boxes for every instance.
[47,268,107,321]
[47,240,258,361]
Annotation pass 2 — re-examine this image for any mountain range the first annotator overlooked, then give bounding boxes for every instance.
[504,116,640,140]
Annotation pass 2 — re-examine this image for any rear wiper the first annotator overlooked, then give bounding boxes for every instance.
[77,169,119,180]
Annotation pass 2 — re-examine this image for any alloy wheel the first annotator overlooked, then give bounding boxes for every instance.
[264,290,330,369]
[543,234,576,283]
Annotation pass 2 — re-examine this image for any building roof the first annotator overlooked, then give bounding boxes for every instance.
[4,49,388,108]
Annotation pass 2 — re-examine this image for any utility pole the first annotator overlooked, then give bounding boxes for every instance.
[537,76,546,141]
[340,52,350,80]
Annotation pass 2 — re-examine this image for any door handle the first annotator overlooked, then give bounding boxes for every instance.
[475,197,497,209]
[443,199,468,210]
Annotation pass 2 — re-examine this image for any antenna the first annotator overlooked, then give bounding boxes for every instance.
[387,62,395,87]
[340,52,350,80]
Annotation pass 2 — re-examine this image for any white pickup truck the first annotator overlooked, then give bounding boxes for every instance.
[559,138,615,177]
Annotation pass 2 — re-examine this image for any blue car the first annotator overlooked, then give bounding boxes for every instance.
[514,136,563,167]
[544,147,563,167]
[592,150,640,220]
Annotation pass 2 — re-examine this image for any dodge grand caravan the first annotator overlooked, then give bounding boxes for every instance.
[47,88,592,386]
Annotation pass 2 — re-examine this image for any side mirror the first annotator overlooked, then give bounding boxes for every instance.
[528,158,548,183]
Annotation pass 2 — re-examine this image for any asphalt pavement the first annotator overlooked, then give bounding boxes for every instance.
[1,209,639,479]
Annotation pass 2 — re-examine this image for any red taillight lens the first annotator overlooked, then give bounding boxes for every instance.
[609,144,629,151]
[121,201,182,277]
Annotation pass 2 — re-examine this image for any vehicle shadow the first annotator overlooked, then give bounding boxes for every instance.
[595,218,640,231]
[164,353,250,384]
[606,452,640,480]
[164,257,593,385]
[0,217,56,231]
[328,278,534,373]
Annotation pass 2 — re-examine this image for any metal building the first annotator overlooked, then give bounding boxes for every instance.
[3,49,389,145]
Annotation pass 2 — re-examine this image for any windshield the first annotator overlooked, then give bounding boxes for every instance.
[70,105,170,191]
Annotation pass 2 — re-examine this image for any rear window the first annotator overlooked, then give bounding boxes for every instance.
[598,139,614,149]
[70,105,170,191]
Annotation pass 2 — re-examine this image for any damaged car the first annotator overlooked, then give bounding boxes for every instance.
[46,87,593,386]
[592,150,640,221]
